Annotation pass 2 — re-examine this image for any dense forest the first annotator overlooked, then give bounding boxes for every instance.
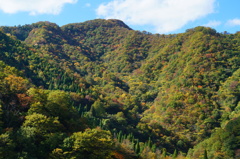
[0,19,239,159]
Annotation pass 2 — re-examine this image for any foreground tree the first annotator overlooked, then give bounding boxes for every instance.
[51,128,114,159]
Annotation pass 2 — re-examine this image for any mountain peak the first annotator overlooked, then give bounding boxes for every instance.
[105,19,132,30]
[62,19,132,31]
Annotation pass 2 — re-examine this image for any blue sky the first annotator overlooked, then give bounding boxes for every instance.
[0,0,240,34]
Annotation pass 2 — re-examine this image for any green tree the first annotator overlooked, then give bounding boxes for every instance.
[90,99,105,117]
[22,113,63,136]
[28,89,82,132]
[203,149,208,159]
[162,148,167,158]
[62,128,114,159]
[0,132,16,159]
[172,149,178,158]
[18,113,65,158]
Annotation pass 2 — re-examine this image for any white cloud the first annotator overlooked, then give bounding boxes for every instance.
[85,3,91,7]
[226,18,240,26]
[203,20,221,28]
[96,0,216,33]
[0,0,77,15]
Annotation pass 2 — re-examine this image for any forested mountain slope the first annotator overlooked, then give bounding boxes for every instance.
[0,19,239,159]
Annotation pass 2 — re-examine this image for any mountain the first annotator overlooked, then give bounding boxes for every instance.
[0,19,239,159]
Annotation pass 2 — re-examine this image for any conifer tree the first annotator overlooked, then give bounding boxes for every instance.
[203,149,208,159]
[162,148,167,158]
[172,149,178,158]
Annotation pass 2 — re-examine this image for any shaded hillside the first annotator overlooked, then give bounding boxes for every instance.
[0,19,239,158]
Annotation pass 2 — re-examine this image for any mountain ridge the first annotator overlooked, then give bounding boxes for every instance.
[0,19,239,158]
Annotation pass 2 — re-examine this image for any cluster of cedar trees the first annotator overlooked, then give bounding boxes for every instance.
[0,19,239,158]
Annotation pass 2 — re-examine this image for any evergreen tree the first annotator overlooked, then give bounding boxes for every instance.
[203,149,208,159]
[172,149,178,158]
